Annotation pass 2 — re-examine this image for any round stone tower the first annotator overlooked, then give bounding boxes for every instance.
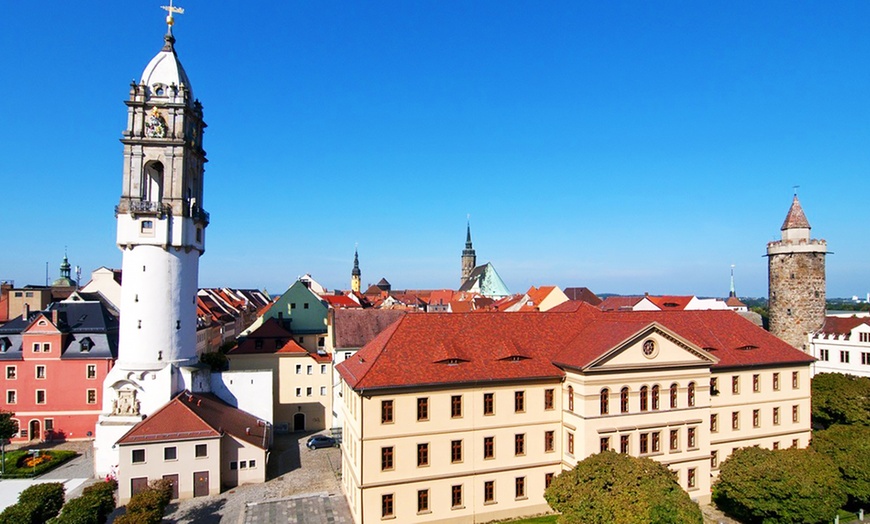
[767,195,827,351]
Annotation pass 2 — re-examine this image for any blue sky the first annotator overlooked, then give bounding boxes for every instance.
[2,1,868,298]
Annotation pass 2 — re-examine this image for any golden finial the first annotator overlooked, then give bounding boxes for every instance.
[161,0,184,29]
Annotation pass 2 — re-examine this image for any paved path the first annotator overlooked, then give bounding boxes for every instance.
[244,492,351,524]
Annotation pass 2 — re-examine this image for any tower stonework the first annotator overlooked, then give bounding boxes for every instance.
[461,222,476,284]
[767,195,826,351]
[95,18,209,476]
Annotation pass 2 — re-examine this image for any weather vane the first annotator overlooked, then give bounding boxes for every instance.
[793,185,800,196]
[161,0,184,29]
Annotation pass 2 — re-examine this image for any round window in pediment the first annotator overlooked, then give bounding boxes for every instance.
[642,339,658,359]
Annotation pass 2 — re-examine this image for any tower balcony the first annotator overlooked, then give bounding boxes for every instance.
[115,200,171,219]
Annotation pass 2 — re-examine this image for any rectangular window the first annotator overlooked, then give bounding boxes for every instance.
[6,391,15,404]
[140,220,153,232]
[840,350,850,363]
[164,447,177,461]
[620,434,629,454]
[861,332,870,343]
[792,439,799,448]
[773,441,780,450]
[712,450,719,468]
[382,494,394,518]
[33,343,40,353]
[568,432,575,455]
[863,352,870,365]
[321,364,326,373]
[752,374,760,392]
[711,413,718,432]
[44,419,53,431]
[773,372,780,391]
[381,400,394,424]
[515,433,525,456]
[544,388,555,410]
[820,348,829,361]
[5,367,15,379]
[452,485,463,508]
[86,365,97,379]
[792,371,799,388]
[688,427,697,448]
[451,440,462,463]
[381,447,394,470]
[295,388,301,397]
[451,395,462,418]
[652,431,661,453]
[295,364,301,374]
[306,387,312,396]
[773,406,780,425]
[417,443,429,467]
[195,444,207,457]
[483,436,494,459]
[320,386,326,396]
[670,429,679,451]
[545,430,555,452]
[36,390,46,404]
[484,481,495,503]
[43,343,50,352]
[600,436,610,452]
[640,433,649,454]
[545,472,555,488]
[732,411,740,430]
[250,460,258,468]
[239,461,247,469]
[688,468,697,489]
[792,405,799,423]
[710,376,718,395]
[732,375,740,394]
[417,397,428,421]
[307,365,312,375]
[417,489,429,513]
[35,366,45,379]
[753,409,760,428]
[514,391,525,413]
[132,449,145,463]
[515,476,526,499]
[483,392,494,415]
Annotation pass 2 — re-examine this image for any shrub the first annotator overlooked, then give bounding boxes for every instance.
[545,451,703,524]
[0,501,39,524]
[18,482,65,523]
[121,478,174,524]
[713,446,845,523]
[51,479,118,524]
[112,510,163,524]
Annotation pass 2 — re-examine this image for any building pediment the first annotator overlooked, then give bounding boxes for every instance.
[584,323,718,372]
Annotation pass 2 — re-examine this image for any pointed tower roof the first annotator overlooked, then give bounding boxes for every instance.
[352,249,361,277]
[140,7,192,98]
[463,221,475,256]
[781,195,811,231]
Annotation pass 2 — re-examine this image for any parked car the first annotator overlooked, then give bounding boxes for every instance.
[306,435,336,449]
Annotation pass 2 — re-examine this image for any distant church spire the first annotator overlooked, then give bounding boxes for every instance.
[351,247,361,293]
[461,219,477,284]
[729,264,736,298]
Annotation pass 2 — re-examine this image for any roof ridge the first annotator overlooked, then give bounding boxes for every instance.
[350,314,407,387]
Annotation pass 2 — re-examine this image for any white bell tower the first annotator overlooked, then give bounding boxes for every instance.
[95,4,209,476]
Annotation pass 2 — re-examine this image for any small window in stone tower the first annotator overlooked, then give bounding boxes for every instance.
[787,308,792,316]
[196,228,202,242]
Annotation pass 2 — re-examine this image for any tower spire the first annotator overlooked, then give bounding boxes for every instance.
[729,264,736,298]
[160,1,184,49]
[461,218,477,284]
[351,246,362,293]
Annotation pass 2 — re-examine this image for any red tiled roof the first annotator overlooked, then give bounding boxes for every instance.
[428,290,455,306]
[450,301,475,313]
[228,318,294,355]
[117,391,267,448]
[782,195,811,230]
[725,296,747,308]
[321,294,362,309]
[337,306,814,390]
[820,316,870,335]
[646,296,693,310]
[597,296,644,311]
[334,309,406,349]
[563,287,602,306]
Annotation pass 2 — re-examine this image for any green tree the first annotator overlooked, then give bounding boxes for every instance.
[199,350,228,371]
[713,446,845,523]
[0,411,18,476]
[544,451,702,524]
[811,373,870,429]
[811,425,870,509]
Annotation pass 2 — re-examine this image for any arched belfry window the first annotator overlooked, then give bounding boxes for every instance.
[141,162,164,204]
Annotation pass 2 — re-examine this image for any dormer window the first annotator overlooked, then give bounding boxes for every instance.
[0,338,9,353]
[80,338,93,353]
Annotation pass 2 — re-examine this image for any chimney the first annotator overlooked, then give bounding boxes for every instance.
[51,309,58,325]
[23,303,30,320]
